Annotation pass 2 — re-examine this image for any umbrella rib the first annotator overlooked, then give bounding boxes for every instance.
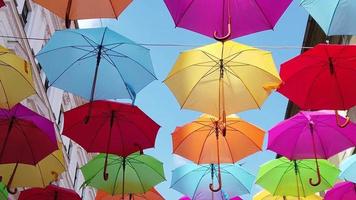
[163,60,217,81]
[191,169,211,199]
[173,125,214,153]
[316,121,356,148]
[0,80,10,109]
[223,49,263,65]
[125,161,147,193]
[279,60,325,82]
[221,168,252,194]
[36,161,47,187]
[261,164,292,196]
[108,0,117,17]
[197,128,215,164]
[112,159,123,195]
[36,45,95,56]
[251,0,274,29]
[86,117,109,151]
[298,162,334,188]
[333,69,347,109]
[200,50,220,64]
[313,126,329,158]
[296,168,307,197]
[225,124,263,151]
[221,135,235,163]
[303,67,327,109]
[174,0,197,27]
[13,122,40,165]
[0,63,36,94]
[115,113,126,156]
[130,157,165,180]
[227,61,279,79]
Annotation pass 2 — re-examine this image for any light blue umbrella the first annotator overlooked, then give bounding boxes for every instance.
[171,163,254,199]
[340,154,356,183]
[300,0,356,35]
[37,27,156,103]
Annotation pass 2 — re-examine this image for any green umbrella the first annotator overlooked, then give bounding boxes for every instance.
[256,157,339,198]
[81,153,165,196]
[0,181,8,200]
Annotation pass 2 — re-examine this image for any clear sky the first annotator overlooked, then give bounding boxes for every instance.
[80,1,308,199]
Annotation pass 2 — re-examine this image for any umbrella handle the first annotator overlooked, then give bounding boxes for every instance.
[308,164,321,186]
[335,110,350,128]
[209,165,222,192]
[103,153,109,181]
[213,17,232,42]
[6,186,17,194]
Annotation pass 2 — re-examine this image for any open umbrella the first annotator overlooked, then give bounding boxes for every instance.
[300,0,356,36]
[95,188,164,200]
[33,0,132,28]
[64,100,160,180]
[37,27,156,104]
[0,45,35,109]
[277,44,356,127]
[180,194,241,200]
[18,184,81,200]
[0,0,4,8]
[81,153,165,197]
[256,157,339,198]
[254,190,322,200]
[340,154,356,183]
[324,181,356,200]
[164,0,291,40]
[172,114,264,191]
[164,41,281,119]
[268,110,356,186]
[0,182,7,200]
[171,163,254,199]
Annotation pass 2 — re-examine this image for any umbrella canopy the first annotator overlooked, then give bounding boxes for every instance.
[81,153,165,196]
[0,104,57,165]
[0,45,35,109]
[340,154,356,183]
[33,0,132,28]
[0,147,66,189]
[180,195,241,200]
[18,185,81,200]
[95,188,164,200]
[0,182,7,200]
[324,181,356,200]
[300,0,356,36]
[164,41,281,118]
[164,0,291,40]
[37,27,156,103]
[253,190,322,200]
[0,0,4,8]
[171,163,254,199]
[256,157,339,197]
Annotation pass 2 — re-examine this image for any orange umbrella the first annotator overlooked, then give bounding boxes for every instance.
[172,114,265,191]
[95,188,164,200]
[33,0,132,28]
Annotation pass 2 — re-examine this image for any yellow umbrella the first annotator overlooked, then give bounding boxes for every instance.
[0,45,35,109]
[254,190,322,200]
[164,41,281,119]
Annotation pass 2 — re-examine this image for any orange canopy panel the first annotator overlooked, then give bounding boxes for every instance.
[95,188,164,200]
[33,0,132,20]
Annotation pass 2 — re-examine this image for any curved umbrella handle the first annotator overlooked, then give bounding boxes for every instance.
[335,110,350,128]
[6,186,17,194]
[213,17,232,42]
[209,165,222,192]
[309,164,321,186]
[103,153,109,181]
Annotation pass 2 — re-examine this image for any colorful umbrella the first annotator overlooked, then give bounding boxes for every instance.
[256,157,339,198]
[340,154,356,183]
[268,110,356,186]
[81,153,165,197]
[164,41,281,118]
[300,0,356,36]
[324,181,356,200]
[0,181,7,200]
[95,188,164,200]
[0,0,4,8]
[37,27,156,103]
[0,45,35,109]
[33,0,132,28]
[64,100,160,179]
[164,0,292,40]
[171,163,254,199]
[278,44,356,127]
[18,184,81,200]
[180,194,241,200]
[253,190,322,200]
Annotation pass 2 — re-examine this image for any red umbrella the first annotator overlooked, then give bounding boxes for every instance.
[0,0,5,8]
[278,44,356,127]
[18,185,81,200]
[63,100,160,180]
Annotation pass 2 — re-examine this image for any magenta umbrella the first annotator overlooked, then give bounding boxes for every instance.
[268,111,356,186]
[324,182,356,200]
[179,195,242,200]
[164,0,292,40]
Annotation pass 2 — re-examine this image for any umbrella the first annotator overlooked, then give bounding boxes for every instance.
[340,154,356,183]
[0,0,4,8]
[171,163,254,199]
[37,27,156,103]
[172,114,264,191]
[0,181,7,200]
[81,153,165,197]
[18,184,81,200]
[277,44,356,127]
[268,110,356,186]
[95,188,164,200]
[324,181,356,200]
[348,105,356,123]
[256,157,339,198]
[180,195,241,200]
[0,147,66,189]
[64,100,160,180]
[0,45,35,109]
[164,41,281,119]
[300,0,356,36]
[254,190,322,200]
[164,0,291,40]
[33,0,132,28]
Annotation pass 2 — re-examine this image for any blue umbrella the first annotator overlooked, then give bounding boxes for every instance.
[300,0,356,35]
[171,163,254,199]
[340,154,356,183]
[37,27,156,103]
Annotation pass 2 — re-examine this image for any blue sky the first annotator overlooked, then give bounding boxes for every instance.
[80,1,308,199]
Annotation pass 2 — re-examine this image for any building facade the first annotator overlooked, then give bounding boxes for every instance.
[0,0,95,199]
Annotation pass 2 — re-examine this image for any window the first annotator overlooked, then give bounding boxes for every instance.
[21,1,30,25]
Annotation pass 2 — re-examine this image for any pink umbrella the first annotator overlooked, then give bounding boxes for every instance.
[179,195,241,200]
[324,182,356,200]
[268,111,356,186]
[164,0,292,40]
